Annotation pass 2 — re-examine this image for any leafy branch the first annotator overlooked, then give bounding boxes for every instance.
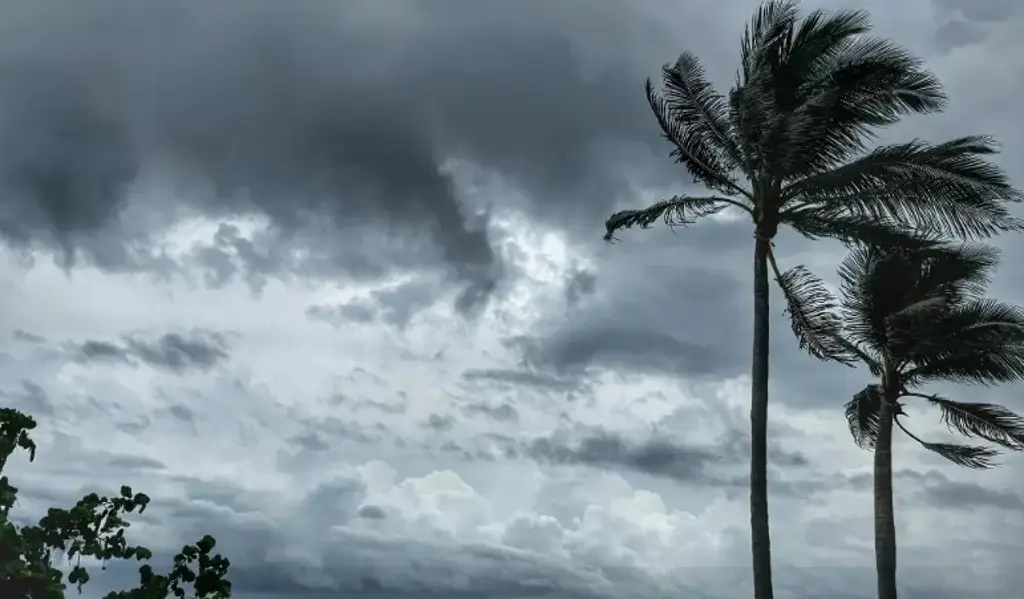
[0,407,232,599]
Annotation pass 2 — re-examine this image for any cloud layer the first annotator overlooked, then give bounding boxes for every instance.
[2,0,1024,598]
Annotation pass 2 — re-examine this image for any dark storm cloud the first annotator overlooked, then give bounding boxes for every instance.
[0,0,720,312]
[68,329,230,373]
[508,427,809,485]
[523,432,719,482]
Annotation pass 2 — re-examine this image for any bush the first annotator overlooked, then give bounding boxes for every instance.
[0,407,232,598]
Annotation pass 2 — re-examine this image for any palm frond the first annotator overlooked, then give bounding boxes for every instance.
[774,263,858,364]
[916,394,1024,450]
[844,384,883,449]
[661,53,746,176]
[785,136,1024,239]
[787,8,873,87]
[603,196,731,241]
[646,79,744,196]
[918,442,999,469]
[904,299,1024,385]
[732,0,798,172]
[785,37,944,173]
[755,8,874,176]
[776,34,945,177]
[787,208,934,249]
[834,241,1001,356]
[914,242,999,301]
[739,0,799,84]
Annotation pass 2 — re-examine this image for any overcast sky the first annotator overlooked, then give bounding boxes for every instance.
[1,1,1022,598]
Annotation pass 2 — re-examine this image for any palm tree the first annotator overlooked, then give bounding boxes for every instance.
[602,2,1023,598]
[803,241,1024,599]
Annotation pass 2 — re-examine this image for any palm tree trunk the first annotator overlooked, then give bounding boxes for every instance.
[873,390,899,599]
[750,236,774,599]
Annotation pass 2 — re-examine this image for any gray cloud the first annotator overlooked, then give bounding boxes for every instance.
[508,428,809,485]
[106,454,167,471]
[921,479,1024,511]
[461,402,520,424]
[0,379,54,415]
[933,18,988,53]
[68,329,230,373]
[931,0,1019,22]
[845,468,1024,512]
[523,432,719,483]
[356,504,387,521]
[3,2,1024,599]
[516,250,751,381]
[565,267,598,307]
[461,368,582,394]
[11,329,45,343]
[425,413,455,432]
[0,0,709,315]
[326,392,408,416]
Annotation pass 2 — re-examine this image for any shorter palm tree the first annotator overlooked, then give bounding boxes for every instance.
[786,240,1024,599]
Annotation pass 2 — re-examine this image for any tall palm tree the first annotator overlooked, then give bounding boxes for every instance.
[812,241,1024,599]
[602,2,1023,597]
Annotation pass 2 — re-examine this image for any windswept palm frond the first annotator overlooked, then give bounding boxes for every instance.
[732,0,798,173]
[787,8,873,89]
[833,241,1003,358]
[739,0,799,83]
[661,53,745,175]
[955,299,1024,341]
[786,136,1024,239]
[604,195,734,241]
[917,441,999,469]
[904,299,1024,384]
[774,264,858,364]
[646,79,743,196]
[778,34,945,176]
[913,242,999,302]
[883,294,955,358]
[786,209,934,250]
[916,394,1024,450]
[845,384,884,449]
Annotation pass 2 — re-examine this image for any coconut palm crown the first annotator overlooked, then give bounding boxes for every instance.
[836,241,1024,466]
[795,240,1024,599]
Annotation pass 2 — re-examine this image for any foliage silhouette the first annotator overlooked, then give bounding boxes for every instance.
[0,407,232,599]
[603,2,1022,597]
[790,241,1024,599]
